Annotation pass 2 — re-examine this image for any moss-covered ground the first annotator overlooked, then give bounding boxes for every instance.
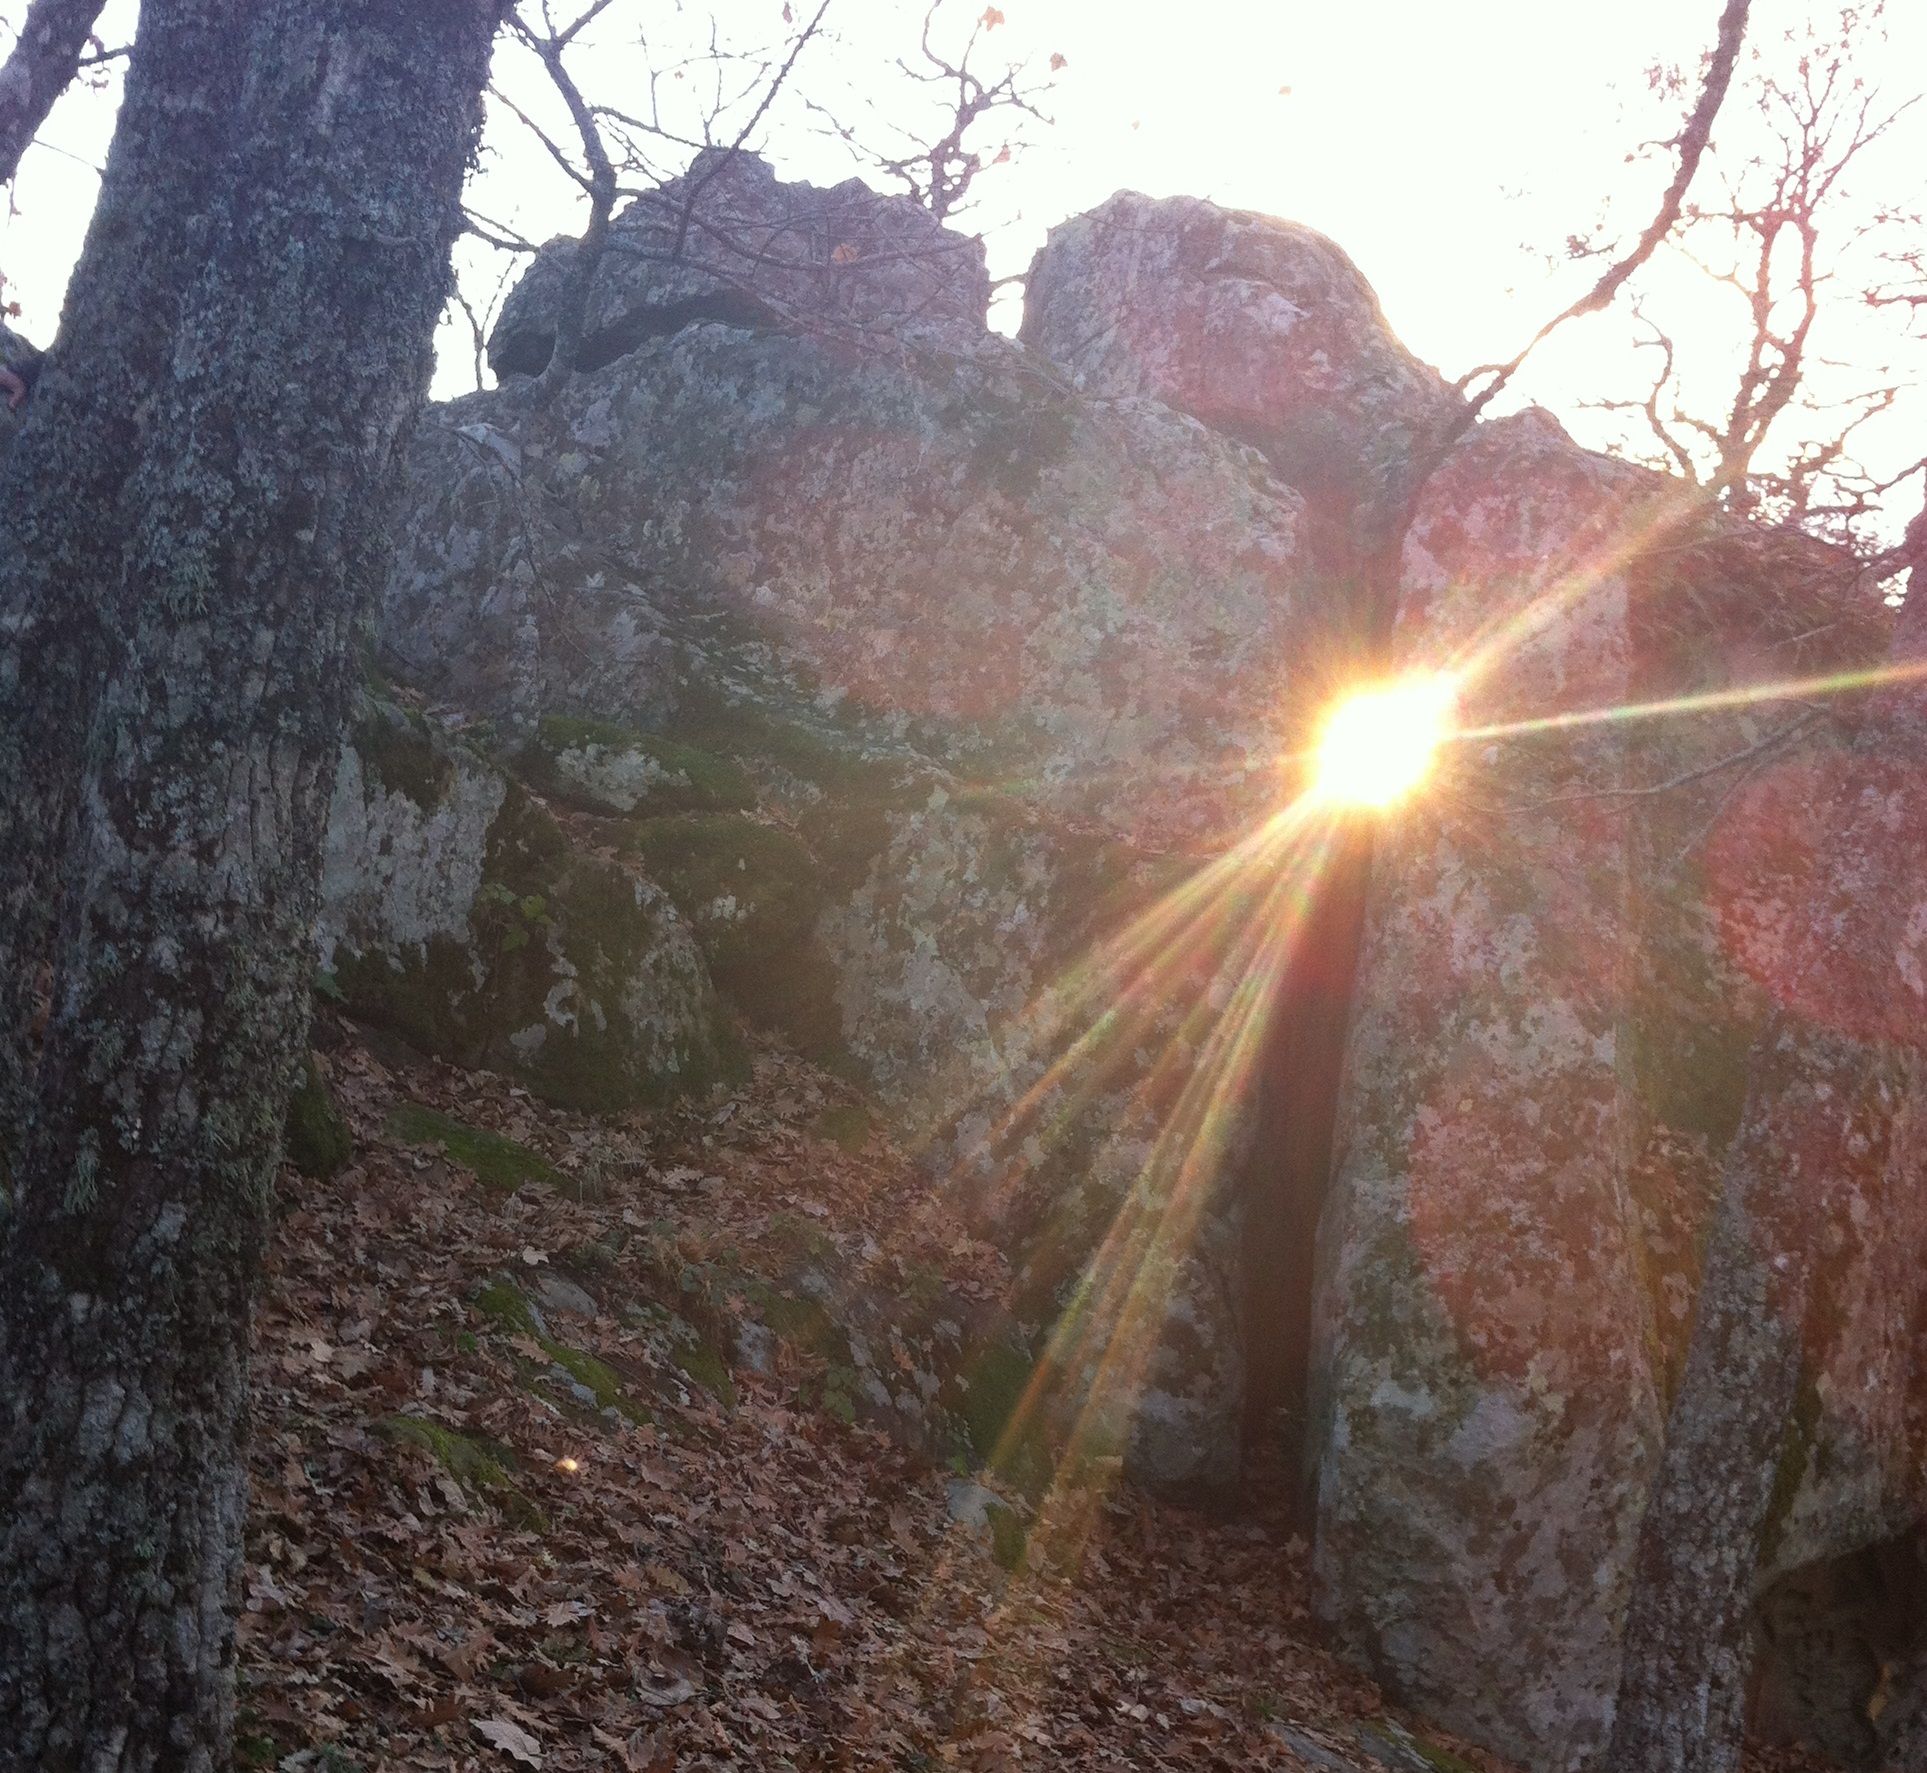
[386,1102,565,1192]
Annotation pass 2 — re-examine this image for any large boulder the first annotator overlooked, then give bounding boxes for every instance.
[488,147,992,378]
[318,696,740,1112]
[1311,412,1665,1770]
[1310,410,1910,1768]
[385,322,1308,849]
[1622,526,1922,1581]
[383,171,1325,1496]
[1021,191,1464,564]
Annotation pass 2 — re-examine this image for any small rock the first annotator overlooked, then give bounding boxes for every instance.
[944,1476,1002,1534]
[1351,1719,1440,1772]
[944,1477,1026,1571]
[734,1320,775,1377]
[1268,1722,1365,1772]
[534,1273,599,1320]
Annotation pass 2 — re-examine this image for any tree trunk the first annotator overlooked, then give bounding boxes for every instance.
[0,0,110,185]
[0,2,503,1766]
[0,0,246,1150]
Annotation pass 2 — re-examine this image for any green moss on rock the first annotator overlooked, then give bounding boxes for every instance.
[627,811,842,1057]
[329,937,477,1074]
[387,1103,564,1193]
[536,712,648,751]
[475,1278,539,1335]
[667,691,907,799]
[379,1413,511,1487]
[754,1286,852,1365]
[353,700,454,810]
[522,714,756,816]
[473,1278,653,1424]
[235,1731,281,1770]
[284,1056,352,1180]
[628,814,820,968]
[764,1212,842,1272]
[819,1363,859,1424]
[544,1341,644,1419]
[942,1336,1053,1497]
[491,791,746,1110]
[987,1500,1029,1572]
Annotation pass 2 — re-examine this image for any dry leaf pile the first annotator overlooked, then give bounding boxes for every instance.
[239,1022,1828,1773]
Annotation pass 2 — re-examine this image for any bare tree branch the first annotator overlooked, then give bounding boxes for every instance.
[0,0,110,185]
[666,0,833,261]
[1457,0,1752,419]
[803,0,1059,223]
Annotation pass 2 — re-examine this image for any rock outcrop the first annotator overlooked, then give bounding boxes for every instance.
[318,696,738,1113]
[380,301,1315,1489]
[356,154,1925,1771]
[1022,191,1464,563]
[1311,413,1667,1766]
[488,145,992,378]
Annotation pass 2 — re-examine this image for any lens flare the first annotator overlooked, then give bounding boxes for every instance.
[1311,674,1457,809]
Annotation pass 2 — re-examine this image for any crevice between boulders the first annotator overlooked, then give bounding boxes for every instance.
[1233,407,1478,1520]
[491,282,779,380]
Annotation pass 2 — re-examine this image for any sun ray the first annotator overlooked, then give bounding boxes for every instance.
[983,825,1339,1529]
[1435,488,1703,695]
[938,801,1333,1183]
[959,813,1337,1203]
[1453,654,1927,744]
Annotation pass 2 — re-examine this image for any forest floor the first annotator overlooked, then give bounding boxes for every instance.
[239,1019,1829,1773]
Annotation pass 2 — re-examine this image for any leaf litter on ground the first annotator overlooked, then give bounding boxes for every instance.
[240,1019,1832,1773]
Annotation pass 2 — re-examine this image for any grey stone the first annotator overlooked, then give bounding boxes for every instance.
[1022,189,1464,560]
[1268,1723,1365,1772]
[316,695,739,1113]
[534,1273,600,1321]
[733,1320,775,1377]
[488,147,991,378]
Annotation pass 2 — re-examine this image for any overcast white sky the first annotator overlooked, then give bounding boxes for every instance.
[5,0,1923,501]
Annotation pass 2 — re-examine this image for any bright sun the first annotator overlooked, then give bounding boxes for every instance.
[1311,674,1457,809]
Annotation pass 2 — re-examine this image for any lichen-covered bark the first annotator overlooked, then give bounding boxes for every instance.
[0,1,503,1764]
[0,0,242,1150]
[0,0,108,184]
